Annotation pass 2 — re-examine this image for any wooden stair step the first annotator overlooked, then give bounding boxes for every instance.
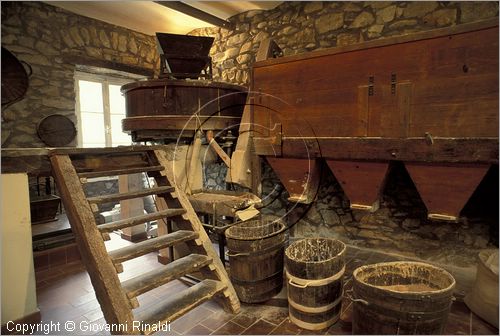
[135,279,227,335]
[122,254,212,299]
[78,165,164,179]
[87,186,175,204]
[97,209,186,233]
[109,230,198,264]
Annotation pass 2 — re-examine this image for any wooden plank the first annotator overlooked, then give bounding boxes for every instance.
[152,148,241,314]
[188,131,203,194]
[252,25,498,140]
[108,230,198,264]
[63,54,153,77]
[256,38,282,62]
[254,137,498,164]
[87,186,175,204]
[357,85,369,136]
[122,254,212,299]
[49,154,136,333]
[79,165,164,178]
[397,82,412,137]
[226,97,253,188]
[122,116,241,132]
[122,78,245,91]
[254,18,498,68]
[97,209,185,233]
[50,145,164,156]
[135,279,226,335]
[188,191,260,217]
[405,163,490,220]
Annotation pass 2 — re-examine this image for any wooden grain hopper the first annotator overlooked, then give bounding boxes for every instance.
[250,19,499,221]
[122,33,247,142]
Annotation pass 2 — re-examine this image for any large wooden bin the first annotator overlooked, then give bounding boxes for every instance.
[251,19,498,220]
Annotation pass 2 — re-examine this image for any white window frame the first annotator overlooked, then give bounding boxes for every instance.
[74,71,142,148]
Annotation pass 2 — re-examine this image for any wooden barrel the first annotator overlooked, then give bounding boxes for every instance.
[225,218,287,303]
[352,261,456,335]
[285,238,346,330]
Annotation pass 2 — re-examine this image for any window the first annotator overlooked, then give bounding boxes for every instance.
[75,71,142,148]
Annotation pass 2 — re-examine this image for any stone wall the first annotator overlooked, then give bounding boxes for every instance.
[282,162,498,268]
[1,1,159,148]
[190,1,499,268]
[190,1,498,86]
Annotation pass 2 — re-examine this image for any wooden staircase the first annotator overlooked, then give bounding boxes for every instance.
[49,146,240,335]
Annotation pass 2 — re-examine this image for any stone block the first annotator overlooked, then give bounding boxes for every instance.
[295,27,315,44]
[460,2,498,23]
[80,27,90,44]
[337,33,359,46]
[254,31,270,42]
[236,54,251,65]
[35,41,59,55]
[350,11,375,28]
[128,38,138,54]
[69,26,85,47]
[99,30,111,48]
[376,5,397,23]
[304,1,323,14]
[403,2,438,18]
[227,32,248,47]
[423,8,457,27]
[225,47,239,59]
[389,19,418,30]
[315,13,344,34]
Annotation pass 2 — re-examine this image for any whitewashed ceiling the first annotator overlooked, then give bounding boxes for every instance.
[45,1,282,35]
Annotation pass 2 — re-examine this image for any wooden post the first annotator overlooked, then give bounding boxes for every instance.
[119,174,148,242]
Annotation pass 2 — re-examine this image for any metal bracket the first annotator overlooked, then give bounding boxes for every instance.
[391,73,397,94]
[270,123,282,146]
[368,76,375,96]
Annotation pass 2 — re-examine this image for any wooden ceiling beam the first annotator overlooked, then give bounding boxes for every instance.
[155,1,234,30]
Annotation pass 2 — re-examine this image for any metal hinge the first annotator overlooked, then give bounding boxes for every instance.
[391,73,397,95]
[368,76,374,96]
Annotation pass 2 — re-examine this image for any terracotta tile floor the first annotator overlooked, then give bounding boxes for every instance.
[34,233,498,335]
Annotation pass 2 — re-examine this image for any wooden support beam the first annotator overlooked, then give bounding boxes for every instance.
[206,131,231,167]
[155,1,234,29]
[253,137,499,164]
[63,55,153,78]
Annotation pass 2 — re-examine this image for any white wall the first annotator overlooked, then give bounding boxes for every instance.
[1,173,38,324]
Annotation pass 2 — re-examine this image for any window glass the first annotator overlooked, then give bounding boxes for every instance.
[76,73,139,148]
[110,114,130,146]
[79,80,104,112]
[81,112,105,147]
[109,84,126,115]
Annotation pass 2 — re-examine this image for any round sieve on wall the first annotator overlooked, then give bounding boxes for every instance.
[37,114,77,147]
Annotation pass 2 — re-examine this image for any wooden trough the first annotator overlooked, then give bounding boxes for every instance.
[251,19,499,221]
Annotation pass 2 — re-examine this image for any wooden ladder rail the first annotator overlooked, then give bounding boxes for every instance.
[50,154,138,333]
[148,149,240,313]
[50,146,240,335]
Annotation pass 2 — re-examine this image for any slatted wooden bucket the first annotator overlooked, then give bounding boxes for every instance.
[285,238,346,330]
[352,261,456,335]
[225,218,287,303]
